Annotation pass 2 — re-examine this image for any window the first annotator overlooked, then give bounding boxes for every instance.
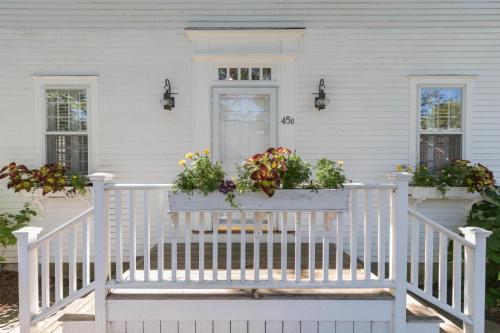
[217,66,273,81]
[35,76,97,175]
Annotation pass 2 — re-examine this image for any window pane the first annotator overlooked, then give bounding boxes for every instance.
[251,68,260,80]
[420,134,461,172]
[46,89,87,132]
[218,68,227,80]
[46,135,88,174]
[420,87,462,130]
[263,68,272,80]
[240,68,249,80]
[229,68,238,80]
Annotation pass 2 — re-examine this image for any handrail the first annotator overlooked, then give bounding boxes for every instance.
[29,207,94,251]
[408,207,475,248]
[104,183,396,190]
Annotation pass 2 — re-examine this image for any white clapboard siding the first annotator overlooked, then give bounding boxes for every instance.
[2,0,500,263]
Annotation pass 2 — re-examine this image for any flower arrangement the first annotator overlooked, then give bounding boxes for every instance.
[173,147,347,207]
[0,162,88,196]
[396,159,496,196]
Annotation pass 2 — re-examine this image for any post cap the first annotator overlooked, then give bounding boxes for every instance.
[88,173,114,182]
[459,226,493,238]
[12,227,43,239]
[387,172,413,182]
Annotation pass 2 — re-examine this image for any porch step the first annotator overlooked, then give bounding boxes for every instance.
[60,314,95,333]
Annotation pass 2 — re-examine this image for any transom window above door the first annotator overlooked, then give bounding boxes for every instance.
[418,86,464,171]
[217,66,273,81]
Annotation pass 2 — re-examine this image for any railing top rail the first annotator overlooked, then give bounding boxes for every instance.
[29,207,94,251]
[408,208,475,249]
[104,183,396,191]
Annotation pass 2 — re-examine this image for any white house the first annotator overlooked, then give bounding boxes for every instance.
[0,1,498,333]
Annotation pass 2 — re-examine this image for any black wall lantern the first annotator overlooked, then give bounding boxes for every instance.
[162,79,176,110]
[314,79,329,110]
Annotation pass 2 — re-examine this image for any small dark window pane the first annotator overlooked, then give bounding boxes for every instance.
[420,87,462,130]
[229,68,238,80]
[420,134,461,172]
[240,68,249,80]
[218,68,227,80]
[46,135,88,174]
[251,68,260,80]
[263,68,272,80]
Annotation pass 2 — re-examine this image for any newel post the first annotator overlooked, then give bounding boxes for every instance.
[13,226,42,333]
[387,172,412,333]
[460,226,492,333]
[89,172,114,333]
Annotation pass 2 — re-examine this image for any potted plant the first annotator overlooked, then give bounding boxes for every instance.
[168,148,349,211]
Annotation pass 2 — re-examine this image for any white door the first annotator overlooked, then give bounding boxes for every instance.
[212,87,277,172]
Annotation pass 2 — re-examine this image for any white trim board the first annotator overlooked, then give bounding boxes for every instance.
[33,75,99,174]
[408,75,476,166]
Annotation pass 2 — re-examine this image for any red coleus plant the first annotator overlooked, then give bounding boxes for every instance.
[244,147,292,197]
[0,162,79,195]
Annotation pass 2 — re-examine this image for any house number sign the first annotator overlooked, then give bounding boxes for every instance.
[281,116,295,125]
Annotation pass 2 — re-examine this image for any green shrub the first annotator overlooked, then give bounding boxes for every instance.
[315,158,346,189]
[0,203,37,262]
[282,153,312,189]
[466,187,500,308]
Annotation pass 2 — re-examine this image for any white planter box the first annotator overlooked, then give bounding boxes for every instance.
[167,189,349,212]
[20,187,91,199]
[408,186,481,201]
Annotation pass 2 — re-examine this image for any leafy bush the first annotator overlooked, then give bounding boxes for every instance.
[466,188,500,308]
[173,150,225,195]
[0,162,88,196]
[282,153,312,189]
[315,158,346,189]
[0,203,37,262]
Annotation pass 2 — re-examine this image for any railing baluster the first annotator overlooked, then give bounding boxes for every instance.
[377,189,387,281]
[322,212,330,282]
[115,190,123,281]
[212,212,219,281]
[185,212,191,281]
[143,190,150,282]
[157,190,165,281]
[336,213,343,282]
[350,189,358,281]
[294,212,302,282]
[438,233,448,302]
[309,212,316,282]
[41,242,50,310]
[82,217,90,287]
[68,225,77,294]
[424,224,434,295]
[171,212,179,282]
[410,215,419,285]
[240,212,246,281]
[281,212,287,282]
[199,212,205,281]
[267,212,274,282]
[452,240,462,311]
[364,190,373,280]
[55,234,63,302]
[226,212,232,281]
[254,212,261,281]
[129,190,136,281]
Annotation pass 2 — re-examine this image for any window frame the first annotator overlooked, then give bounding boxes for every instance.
[409,75,475,166]
[34,76,98,175]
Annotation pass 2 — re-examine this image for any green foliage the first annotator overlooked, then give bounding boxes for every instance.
[0,162,87,196]
[173,151,225,195]
[282,153,312,189]
[0,203,37,262]
[466,188,500,308]
[315,158,346,189]
[243,147,291,197]
[403,160,496,196]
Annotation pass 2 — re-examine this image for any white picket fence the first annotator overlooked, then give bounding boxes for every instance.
[13,172,491,333]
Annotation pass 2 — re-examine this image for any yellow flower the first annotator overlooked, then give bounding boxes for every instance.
[203,149,210,155]
[185,152,194,159]
[337,160,344,167]
[396,164,404,172]
[179,159,186,166]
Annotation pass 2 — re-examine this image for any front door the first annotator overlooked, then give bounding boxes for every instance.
[212,87,277,172]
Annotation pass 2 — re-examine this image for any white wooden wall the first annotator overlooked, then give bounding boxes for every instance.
[107,320,389,333]
[2,0,500,262]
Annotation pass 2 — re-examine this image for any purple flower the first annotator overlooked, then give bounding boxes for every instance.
[219,180,236,194]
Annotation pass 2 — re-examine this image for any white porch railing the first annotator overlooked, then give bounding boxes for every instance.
[13,172,491,333]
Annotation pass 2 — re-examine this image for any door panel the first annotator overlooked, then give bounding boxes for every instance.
[212,88,277,173]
